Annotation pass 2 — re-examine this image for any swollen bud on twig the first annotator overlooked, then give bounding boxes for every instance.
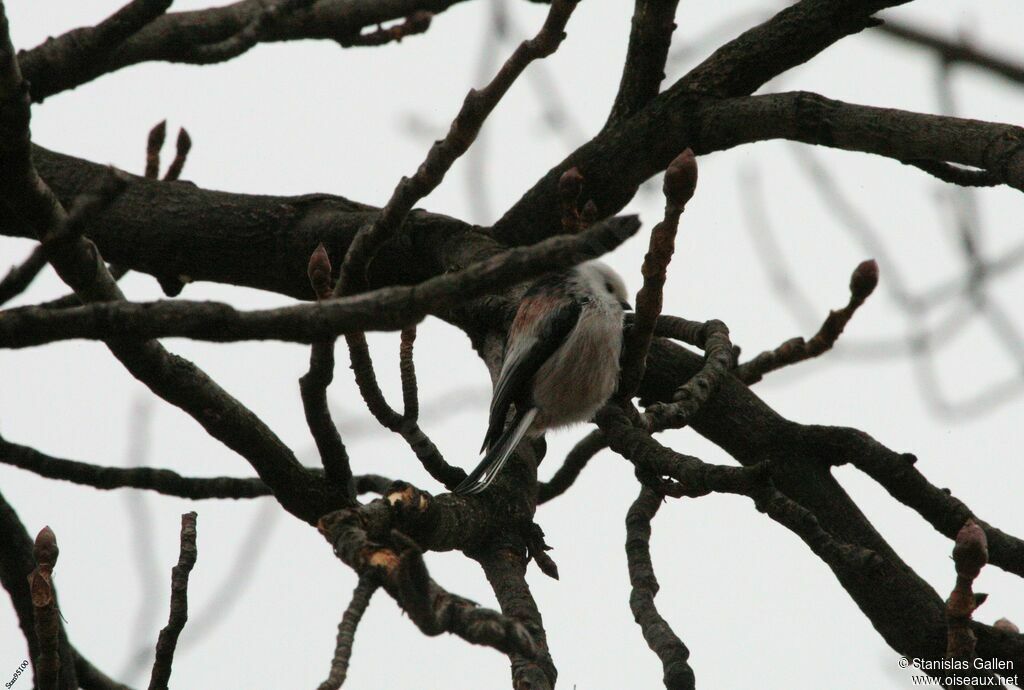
[147,120,167,153]
[34,525,58,569]
[308,243,334,300]
[952,519,988,580]
[663,148,697,208]
[175,128,193,157]
[558,167,583,207]
[580,199,598,228]
[849,259,879,300]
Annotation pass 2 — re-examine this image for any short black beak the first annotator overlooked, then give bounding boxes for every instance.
[620,300,633,311]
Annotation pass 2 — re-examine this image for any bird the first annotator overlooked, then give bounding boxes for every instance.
[454,261,631,495]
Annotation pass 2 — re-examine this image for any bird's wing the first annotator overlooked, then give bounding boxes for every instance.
[481,292,582,453]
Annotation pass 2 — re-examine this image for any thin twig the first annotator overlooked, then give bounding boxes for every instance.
[148,512,198,690]
[735,260,879,385]
[538,430,606,504]
[300,244,353,492]
[626,487,695,690]
[619,149,697,400]
[316,575,378,690]
[0,245,47,306]
[0,433,270,498]
[336,0,581,295]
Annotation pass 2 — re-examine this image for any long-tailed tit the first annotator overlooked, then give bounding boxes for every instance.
[455,261,631,495]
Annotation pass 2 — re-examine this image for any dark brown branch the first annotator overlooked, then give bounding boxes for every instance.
[182,0,318,65]
[495,0,910,243]
[0,434,267,498]
[736,259,879,384]
[0,490,83,690]
[148,512,198,690]
[477,547,557,690]
[642,320,733,430]
[0,10,334,524]
[0,434,391,500]
[875,20,1024,88]
[812,426,1024,580]
[947,520,987,660]
[606,0,680,126]
[344,329,466,490]
[337,0,580,295]
[634,338,1024,671]
[18,0,464,101]
[300,244,353,493]
[619,149,697,400]
[400,326,419,420]
[537,429,606,504]
[597,405,884,575]
[74,654,135,690]
[625,487,694,690]
[696,92,1024,194]
[318,496,539,659]
[317,575,378,690]
[0,244,46,306]
[19,0,172,102]
[29,526,61,690]
[0,215,640,348]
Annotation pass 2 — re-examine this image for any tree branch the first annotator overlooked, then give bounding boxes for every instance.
[0,8,334,525]
[736,259,879,385]
[0,244,46,306]
[605,0,680,126]
[18,0,471,102]
[148,512,198,690]
[318,493,540,660]
[618,149,697,400]
[0,215,640,348]
[317,575,378,690]
[494,0,910,242]
[875,20,1024,88]
[477,546,557,690]
[626,487,694,690]
[696,92,1024,193]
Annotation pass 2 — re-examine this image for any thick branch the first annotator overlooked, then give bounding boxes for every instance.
[605,0,680,126]
[0,13,333,525]
[696,92,1024,193]
[494,0,910,242]
[0,215,639,348]
[318,492,539,660]
[477,547,557,690]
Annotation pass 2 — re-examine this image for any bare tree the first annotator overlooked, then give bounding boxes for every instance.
[1,1,1023,689]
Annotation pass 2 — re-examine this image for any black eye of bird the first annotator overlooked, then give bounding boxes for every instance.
[605,282,614,293]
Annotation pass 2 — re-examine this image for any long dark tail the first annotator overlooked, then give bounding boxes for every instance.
[455,408,537,495]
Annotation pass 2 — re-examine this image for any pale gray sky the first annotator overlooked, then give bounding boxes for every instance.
[2,1,1024,688]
